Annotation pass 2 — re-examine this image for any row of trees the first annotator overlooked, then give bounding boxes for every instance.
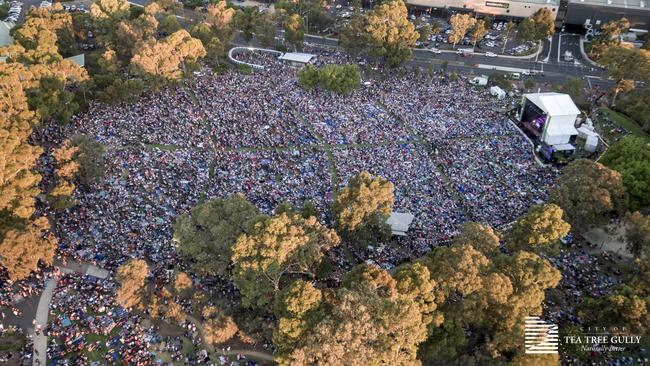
[166,170,575,364]
[0,3,90,280]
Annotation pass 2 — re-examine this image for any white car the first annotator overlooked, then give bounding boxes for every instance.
[335,4,342,9]
[430,48,442,54]
[485,52,497,57]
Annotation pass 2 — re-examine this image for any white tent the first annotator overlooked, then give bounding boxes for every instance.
[490,86,506,99]
[386,212,414,236]
[524,92,579,146]
[279,52,315,66]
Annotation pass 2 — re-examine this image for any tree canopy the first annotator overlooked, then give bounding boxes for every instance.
[274,263,436,366]
[231,211,339,309]
[297,64,361,94]
[550,159,626,232]
[600,136,650,211]
[174,195,263,277]
[364,0,419,67]
[506,204,571,253]
[332,171,394,248]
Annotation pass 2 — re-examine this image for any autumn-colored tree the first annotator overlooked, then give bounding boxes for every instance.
[173,271,193,299]
[231,212,339,308]
[579,285,649,334]
[332,171,394,248]
[0,218,57,281]
[625,212,650,257]
[164,301,186,324]
[274,264,433,366]
[449,13,476,49]
[530,7,555,39]
[600,136,650,211]
[550,159,626,232]
[589,17,629,60]
[131,30,206,79]
[90,0,130,19]
[420,228,561,364]
[115,259,149,310]
[284,14,305,50]
[471,19,488,49]
[364,0,418,66]
[204,315,239,344]
[452,222,501,257]
[0,62,58,281]
[174,195,262,276]
[506,204,571,253]
[205,0,235,38]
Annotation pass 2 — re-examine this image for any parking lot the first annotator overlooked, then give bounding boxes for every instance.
[325,4,537,56]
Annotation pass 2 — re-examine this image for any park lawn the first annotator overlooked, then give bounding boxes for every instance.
[601,108,650,142]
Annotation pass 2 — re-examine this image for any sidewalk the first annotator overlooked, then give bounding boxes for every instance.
[30,260,109,365]
[32,278,57,366]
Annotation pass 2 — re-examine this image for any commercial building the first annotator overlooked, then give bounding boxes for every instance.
[564,0,650,30]
[406,0,559,20]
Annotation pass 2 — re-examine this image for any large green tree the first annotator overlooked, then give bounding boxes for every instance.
[600,136,650,211]
[174,195,262,276]
[550,159,626,232]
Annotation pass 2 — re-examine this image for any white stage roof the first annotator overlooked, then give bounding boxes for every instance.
[525,92,580,117]
[387,212,414,236]
[279,52,315,64]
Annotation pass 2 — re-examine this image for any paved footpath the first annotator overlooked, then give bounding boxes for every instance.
[31,262,109,366]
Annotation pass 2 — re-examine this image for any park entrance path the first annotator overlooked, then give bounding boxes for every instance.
[31,261,109,366]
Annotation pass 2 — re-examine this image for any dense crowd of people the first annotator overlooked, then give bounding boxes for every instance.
[51,46,559,269]
[46,273,153,365]
[1,45,605,365]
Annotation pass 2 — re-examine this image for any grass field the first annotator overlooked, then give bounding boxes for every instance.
[600,108,650,142]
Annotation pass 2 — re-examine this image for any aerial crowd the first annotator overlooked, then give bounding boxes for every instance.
[2,46,571,364]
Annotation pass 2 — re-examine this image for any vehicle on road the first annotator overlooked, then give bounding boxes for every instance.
[511,72,521,80]
[564,50,574,62]
[430,48,442,54]
[485,52,497,57]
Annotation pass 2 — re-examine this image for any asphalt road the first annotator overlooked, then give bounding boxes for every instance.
[127,0,616,89]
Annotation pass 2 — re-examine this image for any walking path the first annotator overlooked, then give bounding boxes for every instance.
[30,261,109,366]
[185,314,275,363]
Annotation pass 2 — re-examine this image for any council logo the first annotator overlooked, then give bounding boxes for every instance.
[525,316,559,354]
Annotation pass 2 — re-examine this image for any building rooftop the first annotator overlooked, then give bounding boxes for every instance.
[568,0,647,9]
